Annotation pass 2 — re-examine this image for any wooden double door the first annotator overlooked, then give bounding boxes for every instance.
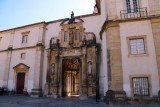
[16,73,25,94]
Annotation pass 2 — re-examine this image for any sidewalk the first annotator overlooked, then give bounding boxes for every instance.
[0,95,160,107]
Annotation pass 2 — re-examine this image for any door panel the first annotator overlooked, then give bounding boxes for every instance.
[17,73,25,94]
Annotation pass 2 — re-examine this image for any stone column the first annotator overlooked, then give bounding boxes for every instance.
[31,46,44,97]
[3,30,14,88]
[80,47,88,100]
[58,57,63,97]
[31,23,46,97]
[37,23,46,45]
[106,22,123,91]
[151,18,160,88]
[3,49,12,88]
[51,53,59,98]
[102,32,108,95]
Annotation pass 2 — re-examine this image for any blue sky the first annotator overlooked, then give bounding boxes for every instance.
[0,0,95,30]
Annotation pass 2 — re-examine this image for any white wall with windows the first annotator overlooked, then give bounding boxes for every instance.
[104,0,158,20]
[119,20,159,97]
[7,48,36,92]
[12,27,39,49]
[0,25,42,92]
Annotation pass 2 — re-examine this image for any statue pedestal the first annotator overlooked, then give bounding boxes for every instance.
[30,89,42,97]
[80,94,88,100]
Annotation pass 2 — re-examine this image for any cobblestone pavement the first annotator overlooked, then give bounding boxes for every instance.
[0,95,160,107]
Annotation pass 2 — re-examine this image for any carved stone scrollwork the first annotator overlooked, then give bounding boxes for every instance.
[83,32,96,47]
[50,37,60,50]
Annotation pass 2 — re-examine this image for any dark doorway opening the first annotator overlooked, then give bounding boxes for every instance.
[62,58,80,97]
[16,73,25,94]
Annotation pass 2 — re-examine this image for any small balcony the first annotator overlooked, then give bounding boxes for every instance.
[120,7,148,19]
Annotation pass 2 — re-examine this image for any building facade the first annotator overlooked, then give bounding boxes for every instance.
[0,0,160,99]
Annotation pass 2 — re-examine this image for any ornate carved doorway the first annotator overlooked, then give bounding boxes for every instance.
[45,12,98,98]
[16,73,25,94]
[62,58,80,97]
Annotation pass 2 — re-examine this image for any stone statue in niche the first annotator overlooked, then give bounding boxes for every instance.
[84,32,96,46]
[50,37,60,49]
[88,61,92,75]
[87,61,93,85]
[69,29,74,45]
[50,63,55,84]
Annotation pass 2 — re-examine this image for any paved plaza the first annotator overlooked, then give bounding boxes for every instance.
[0,95,160,107]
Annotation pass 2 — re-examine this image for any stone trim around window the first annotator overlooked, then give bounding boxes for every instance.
[129,74,152,98]
[21,31,30,46]
[127,35,148,57]
[21,53,26,60]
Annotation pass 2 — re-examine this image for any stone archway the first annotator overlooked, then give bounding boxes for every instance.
[13,63,30,94]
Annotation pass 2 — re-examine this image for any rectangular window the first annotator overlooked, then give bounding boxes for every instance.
[64,31,68,42]
[126,0,139,13]
[22,35,28,43]
[75,30,80,40]
[133,0,138,12]
[21,53,26,59]
[126,0,131,13]
[129,38,145,55]
[132,77,149,96]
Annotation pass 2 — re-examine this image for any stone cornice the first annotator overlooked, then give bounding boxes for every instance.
[0,45,39,53]
[100,15,160,40]
[0,22,47,34]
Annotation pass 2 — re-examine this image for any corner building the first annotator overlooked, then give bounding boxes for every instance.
[0,0,160,100]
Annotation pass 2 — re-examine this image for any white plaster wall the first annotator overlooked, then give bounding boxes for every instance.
[0,33,10,50]
[44,21,61,49]
[82,15,101,43]
[120,20,159,97]
[8,48,36,92]
[0,52,7,87]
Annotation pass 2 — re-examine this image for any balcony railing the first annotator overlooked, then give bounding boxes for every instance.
[120,7,148,19]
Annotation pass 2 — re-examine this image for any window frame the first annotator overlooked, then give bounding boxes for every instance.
[21,31,30,45]
[130,75,151,97]
[127,35,148,56]
[22,35,28,44]
[132,77,150,96]
[125,0,139,13]
[75,29,80,40]
[21,53,26,60]
[64,31,68,42]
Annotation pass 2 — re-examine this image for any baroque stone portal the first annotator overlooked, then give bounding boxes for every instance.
[45,15,97,99]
